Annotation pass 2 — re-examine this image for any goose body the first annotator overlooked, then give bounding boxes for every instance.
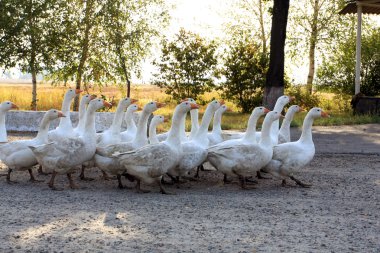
[0,101,18,142]
[29,99,111,190]
[262,108,329,187]
[0,109,64,182]
[115,101,199,193]
[168,100,222,177]
[207,111,282,188]
[94,102,165,180]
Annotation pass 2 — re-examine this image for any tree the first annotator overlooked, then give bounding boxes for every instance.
[288,0,343,93]
[316,27,380,96]
[218,38,268,113]
[263,0,290,110]
[152,29,218,101]
[102,0,169,97]
[0,0,63,110]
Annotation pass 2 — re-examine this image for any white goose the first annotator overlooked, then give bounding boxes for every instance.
[114,101,199,194]
[167,100,223,180]
[94,101,165,189]
[48,88,82,140]
[207,104,230,146]
[0,109,65,183]
[262,108,329,187]
[278,105,303,144]
[148,115,166,144]
[73,94,96,135]
[207,111,282,189]
[29,99,111,190]
[79,97,137,181]
[0,101,18,142]
[120,104,139,142]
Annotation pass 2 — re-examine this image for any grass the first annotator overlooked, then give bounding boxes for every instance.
[1,82,379,132]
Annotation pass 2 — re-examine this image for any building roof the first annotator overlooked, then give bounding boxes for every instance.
[339,0,380,14]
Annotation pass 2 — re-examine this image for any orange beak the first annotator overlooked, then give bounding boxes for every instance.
[299,107,305,112]
[90,94,97,100]
[137,106,142,110]
[226,108,233,112]
[163,117,169,123]
[219,100,225,105]
[131,98,138,104]
[289,96,296,102]
[103,101,112,108]
[58,111,66,117]
[264,108,270,113]
[190,103,200,110]
[321,111,330,118]
[156,102,166,108]
[75,89,83,94]
[11,103,19,109]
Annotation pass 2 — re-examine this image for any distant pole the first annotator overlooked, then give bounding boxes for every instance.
[355,3,362,95]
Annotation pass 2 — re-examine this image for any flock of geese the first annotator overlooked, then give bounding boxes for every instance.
[0,89,329,194]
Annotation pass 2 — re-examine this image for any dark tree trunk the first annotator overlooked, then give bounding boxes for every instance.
[31,68,37,111]
[306,0,319,94]
[263,0,290,110]
[74,0,94,111]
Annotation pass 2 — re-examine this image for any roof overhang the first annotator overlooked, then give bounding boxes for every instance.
[339,0,380,14]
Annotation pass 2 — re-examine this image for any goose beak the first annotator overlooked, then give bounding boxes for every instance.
[163,117,169,123]
[226,108,233,112]
[219,100,225,105]
[264,108,270,114]
[190,103,199,110]
[321,111,330,118]
[11,103,19,109]
[58,111,66,117]
[75,89,83,94]
[137,106,143,110]
[90,94,97,100]
[299,107,305,112]
[131,98,138,104]
[103,101,113,108]
[289,96,296,102]
[156,102,166,108]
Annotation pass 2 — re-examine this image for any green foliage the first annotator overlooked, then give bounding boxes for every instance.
[218,39,268,113]
[152,28,218,101]
[316,26,380,96]
[286,85,320,110]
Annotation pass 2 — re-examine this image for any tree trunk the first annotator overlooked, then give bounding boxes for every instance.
[31,68,37,111]
[258,0,267,55]
[74,0,94,111]
[306,0,319,94]
[263,0,290,110]
[126,77,131,97]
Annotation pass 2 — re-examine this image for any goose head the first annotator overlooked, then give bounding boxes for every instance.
[218,104,229,114]
[0,101,18,112]
[127,103,139,113]
[88,98,112,112]
[65,88,83,100]
[45,109,66,120]
[118,97,138,111]
[266,111,283,123]
[143,101,166,114]
[81,94,97,105]
[252,106,270,118]
[177,101,199,114]
[308,107,329,118]
[152,115,166,125]
[208,100,224,112]
[285,105,303,118]
[276,95,295,108]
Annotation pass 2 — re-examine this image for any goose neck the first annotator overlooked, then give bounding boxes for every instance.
[35,114,52,142]
[132,110,150,147]
[58,95,73,128]
[195,106,214,139]
[259,116,276,147]
[190,109,199,137]
[125,109,137,131]
[242,113,259,143]
[279,117,292,136]
[83,107,97,138]
[299,114,314,143]
[212,110,222,135]
[149,122,159,144]
[166,108,185,146]
[110,104,126,134]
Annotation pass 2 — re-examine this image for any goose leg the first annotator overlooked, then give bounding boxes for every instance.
[245,177,258,184]
[67,173,81,189]
[102,170,115,181]
[289,176,312,188]
[28,169,43,182]
[135,179,150,193]
[79,165,95,181]
[223,174,232,184]
[239,176,256,190]
[48,171,63,191]
[6,169,17,184]
[117,174,132,189]
[38,165,49,175]
[256,170,271,179]
[157,177,175,195]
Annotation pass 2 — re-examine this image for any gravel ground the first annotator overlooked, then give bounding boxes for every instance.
[0,128,379,252]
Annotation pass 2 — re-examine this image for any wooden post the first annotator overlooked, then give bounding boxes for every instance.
[355,3,362,95]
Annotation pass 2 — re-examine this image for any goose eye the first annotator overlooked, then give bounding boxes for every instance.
[98,99,101,102]
[7,102,10,104]
[317,109,320,111]
[54,110,57,113]
[185,102,188,105]
[150,102,153,105]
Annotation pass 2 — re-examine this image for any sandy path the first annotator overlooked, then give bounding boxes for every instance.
[0,131,379,252]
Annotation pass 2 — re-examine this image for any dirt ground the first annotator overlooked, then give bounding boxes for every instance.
[0,125,379,252]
